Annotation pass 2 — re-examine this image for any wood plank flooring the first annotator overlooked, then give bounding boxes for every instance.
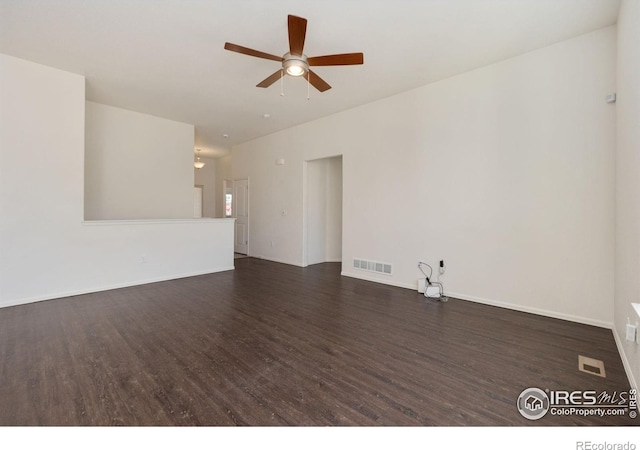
[0,258,634,426]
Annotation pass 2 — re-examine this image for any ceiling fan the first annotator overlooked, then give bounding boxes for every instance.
[224,14,364,93]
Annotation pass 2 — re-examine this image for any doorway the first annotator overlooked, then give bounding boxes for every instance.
[304,156,343,266]
[233,178,249,255]
[223,179,233,218]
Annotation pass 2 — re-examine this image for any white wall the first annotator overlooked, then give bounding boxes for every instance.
[615,0,640,389]
[0,54,234,308]
[305,156,342,265]
[194,156,217,218]
[233,141,305,264]
[233,27,616,327]
[85,101,194,220]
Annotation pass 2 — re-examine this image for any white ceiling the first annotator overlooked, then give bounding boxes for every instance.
[0,0,620,158]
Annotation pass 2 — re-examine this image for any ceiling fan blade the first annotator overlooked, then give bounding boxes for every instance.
[224,42,283,62]
[256,70,283,88]
[307,70,332,92]
[288,15,307,56]
[308,53,364,66]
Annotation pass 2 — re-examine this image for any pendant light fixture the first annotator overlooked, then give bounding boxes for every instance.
[194,148,205,169]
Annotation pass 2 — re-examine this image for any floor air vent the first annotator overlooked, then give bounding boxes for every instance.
[578,355,606,378]
[353,258,392,275]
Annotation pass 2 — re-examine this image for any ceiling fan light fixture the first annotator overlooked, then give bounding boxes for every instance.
[285,63,305,76]
[283,54,308,77]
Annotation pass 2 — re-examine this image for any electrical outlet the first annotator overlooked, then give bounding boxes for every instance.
[439,259,445,275]
[626,323,637,342]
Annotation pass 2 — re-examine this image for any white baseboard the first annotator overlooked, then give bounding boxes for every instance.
[0,265,236,309]
[612,326,638,391]
[251,255,305,267]
[302,258,342,267]
[446,291,613,329]
[341,270,415,290]
[340,271,612,329]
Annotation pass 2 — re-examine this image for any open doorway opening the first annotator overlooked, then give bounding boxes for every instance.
[232,178,249,255]
[304,156,343,266]
[223,179,233,218]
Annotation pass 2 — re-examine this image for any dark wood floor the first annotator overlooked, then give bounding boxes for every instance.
[0,258,634,426]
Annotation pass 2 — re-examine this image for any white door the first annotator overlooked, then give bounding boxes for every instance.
[234,179,249,254]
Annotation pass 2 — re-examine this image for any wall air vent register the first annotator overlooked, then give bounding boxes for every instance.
[353,258,392,275]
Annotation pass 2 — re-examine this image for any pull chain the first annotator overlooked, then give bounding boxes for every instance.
[307,72,310,101]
